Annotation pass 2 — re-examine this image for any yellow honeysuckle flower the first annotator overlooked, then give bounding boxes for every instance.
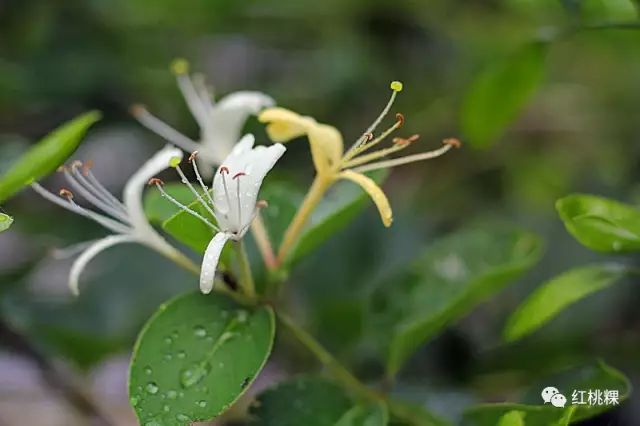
[259,81,460,228]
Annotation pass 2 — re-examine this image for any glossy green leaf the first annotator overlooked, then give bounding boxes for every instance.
[463,361,630,425]
[129,291,275,426]
[0,111,101,202]
[370,227,543,375]
[0,213,13,232]
[250,377,355,426]
[556,193,640,252]
[504,264,627,342]
[163,196,217,253]
[496,410,525,426]
[144,182,198,224]
[461,43,547,148]
[336,402,388,426]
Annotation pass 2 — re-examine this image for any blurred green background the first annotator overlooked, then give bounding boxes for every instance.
[1,0,640,424]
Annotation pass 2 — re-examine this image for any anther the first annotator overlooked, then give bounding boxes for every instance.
[393,134,420,146]
[232,172,247,180]
[364,132,374,142]
[82,160,94,176]
[148,178,164,186]
[71,160,83,170]
[443,138,462,148]
[57,165,68,173]
[395,113,405,128]
[188,151,199,163]
[129,104,147,117]
[219,166,229,175]
[256,200,269,209]
[59,189,74,200]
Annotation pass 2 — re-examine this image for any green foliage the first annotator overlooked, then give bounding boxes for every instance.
[250,377,386,426]
[556,193,640,252]
[144,182,197,224]
[387,400,452,426]
[163,196,217,253]
[129,291,275,426]
[496,411,525,426]
[370,227,543,375]
[461,43,547,149]
[0,111,101,202]
[0,213,13,232]
[504,263,628,342]
[463,361,630,425]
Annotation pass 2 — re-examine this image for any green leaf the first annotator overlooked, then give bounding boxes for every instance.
[163,196,217,253]
[250,377,355,426]
[129,291,275,426]
[461,43,547,148]
[371,227,543,375]
[504,264,628,342]
[0,111,101,202]
[144,183,197,224]
[336,402,388,426]
[556,193,640,252]
[463,361,630,425]
[496,410,525,426]
[388,400,451,426]
[0,213,13,232]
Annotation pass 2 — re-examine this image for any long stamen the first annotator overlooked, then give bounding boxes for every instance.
[343,134,419,169]
[149,178,218,231]
[173,163,219,222]
[63,164,131,223]
[343,113,405,163]
[233,172,246,226]
[171,59,210,127]
[31,183,132,234]
[192,73,215,113]
[189,152,216,207]
[82,167,129,213]
[130,104,202,153]
[350,139,459,173]
[219,167,233,220]
[345,81,403,155]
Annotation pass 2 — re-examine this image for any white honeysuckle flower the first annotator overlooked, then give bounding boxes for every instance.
[150,134,286,294]
[31,146,190,295]
[131,59,275,172]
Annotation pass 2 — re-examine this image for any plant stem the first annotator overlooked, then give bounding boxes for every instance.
[250,213,277,270]
[235,240,256,299]
[277,175,333,263]
[277,310,380,402]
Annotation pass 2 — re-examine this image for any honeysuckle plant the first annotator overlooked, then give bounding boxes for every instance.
[132,59,274,171]
[259,81,460,262]
[149,134,286,295]
[31,145,198,294]
[2,78,632,426]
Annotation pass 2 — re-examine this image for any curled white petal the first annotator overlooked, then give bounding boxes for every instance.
[69,235,136,296]
[200,232,231,294]
[213,136,286,232]
[202,92,275,163]
[123,145,183,234]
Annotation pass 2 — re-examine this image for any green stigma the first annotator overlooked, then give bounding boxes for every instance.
[390,81,403,92]
[170,58,189,75]
[169,156,181,168]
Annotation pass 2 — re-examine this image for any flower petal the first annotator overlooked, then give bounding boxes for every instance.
[200,232,231,294]
[307,123,344,176]
[69,235,136,296]
[338,170,393,227]
[203,92,275,163]
[258,107,316,142]
[123,145,183,233]
[213,135,286,232]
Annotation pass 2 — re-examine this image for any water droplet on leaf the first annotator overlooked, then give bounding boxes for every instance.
[166,390,178,400]
[180,362,210,388]
[197,400,207,408]
[145,382,159,395]
[193,325,207,338]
